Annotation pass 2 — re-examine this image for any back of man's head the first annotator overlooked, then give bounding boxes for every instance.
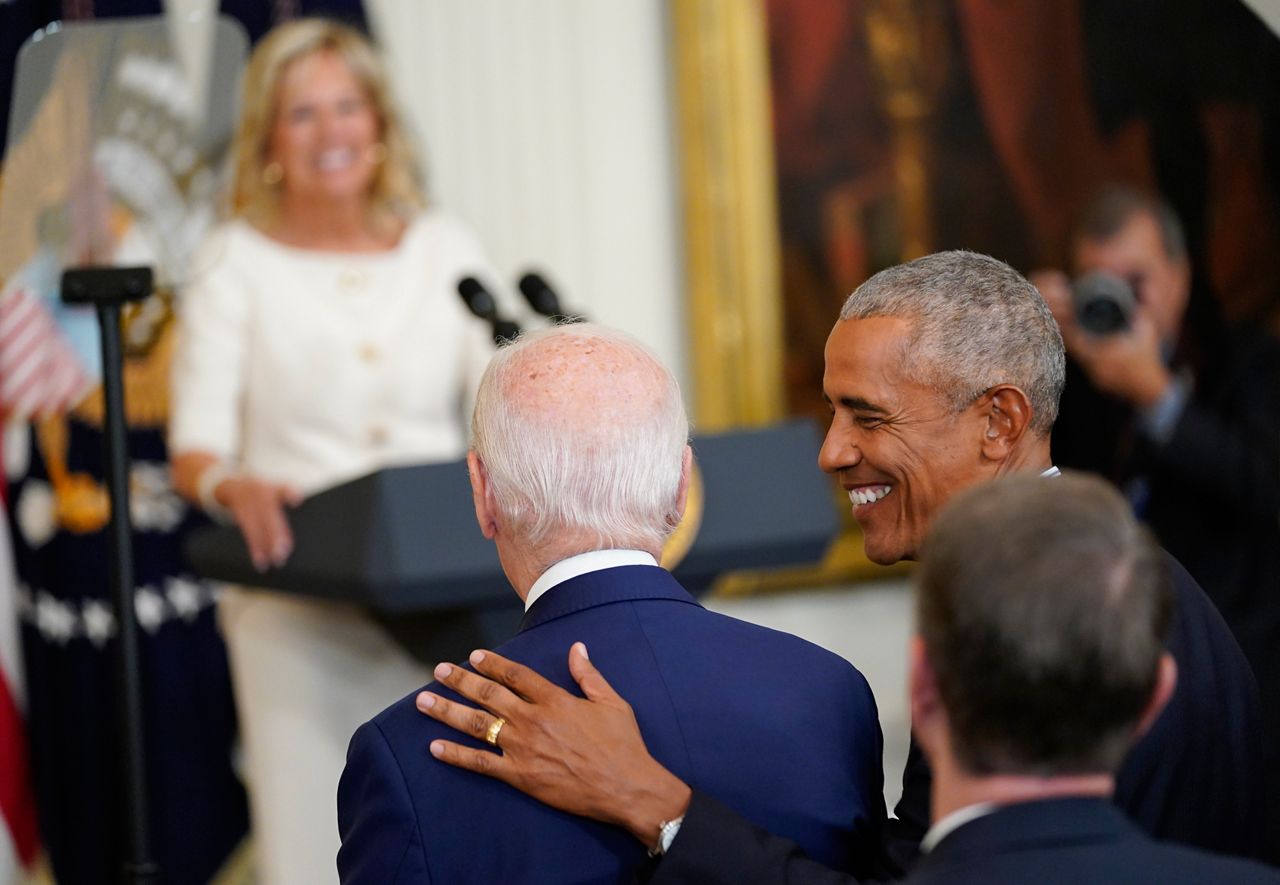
[470,323,689,554]
[916,472,1173,777]
[840,250,1065,437]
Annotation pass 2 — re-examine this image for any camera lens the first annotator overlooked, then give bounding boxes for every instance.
[1071,272,1135,335]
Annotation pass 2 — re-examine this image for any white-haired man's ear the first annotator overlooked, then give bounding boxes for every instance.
[670,445,694,526]
[467,450,499,540]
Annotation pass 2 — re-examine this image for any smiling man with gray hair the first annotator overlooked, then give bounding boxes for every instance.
[336,323,886,884]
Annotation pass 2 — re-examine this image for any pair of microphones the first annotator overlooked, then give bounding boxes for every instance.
[457,272,581,346]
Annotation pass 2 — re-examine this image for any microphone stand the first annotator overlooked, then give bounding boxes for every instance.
[491,318,522,346]
[61,266,159,885]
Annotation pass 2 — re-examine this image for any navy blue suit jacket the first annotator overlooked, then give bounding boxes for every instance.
[908,798,1280,885]
[337,565,886,884]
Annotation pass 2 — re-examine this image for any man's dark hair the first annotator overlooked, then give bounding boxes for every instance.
[1075,183,1187,259]
[916,473,1173,776]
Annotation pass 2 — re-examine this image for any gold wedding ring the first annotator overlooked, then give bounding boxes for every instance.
[485,716,507,747]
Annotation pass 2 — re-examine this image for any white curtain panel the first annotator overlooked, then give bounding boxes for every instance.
[365,0,688,389]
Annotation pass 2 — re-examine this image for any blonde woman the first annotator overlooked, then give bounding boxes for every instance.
[170,19,496,882]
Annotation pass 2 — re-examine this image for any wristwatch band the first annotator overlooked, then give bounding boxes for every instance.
[648,815,684,857]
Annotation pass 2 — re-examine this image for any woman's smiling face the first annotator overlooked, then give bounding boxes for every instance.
[268,50,381,207]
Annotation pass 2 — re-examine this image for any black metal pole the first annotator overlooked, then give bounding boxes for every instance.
[95,303,157,884]
[63,267,157,884]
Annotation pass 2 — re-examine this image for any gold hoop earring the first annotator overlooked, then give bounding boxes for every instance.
[367,142,387,165]
[262,161,283,185]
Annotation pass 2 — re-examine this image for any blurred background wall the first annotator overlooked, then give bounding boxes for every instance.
[365,0,688,393]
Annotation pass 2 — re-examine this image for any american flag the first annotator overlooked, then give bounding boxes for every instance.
[0,285,93,423]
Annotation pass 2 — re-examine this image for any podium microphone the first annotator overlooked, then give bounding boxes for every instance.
[518,271,583,323]
[457,277,521,345]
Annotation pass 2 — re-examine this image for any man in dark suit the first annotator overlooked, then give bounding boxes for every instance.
[336,324,886,883]
[884,474,1275,884]
[418,252,1270,879]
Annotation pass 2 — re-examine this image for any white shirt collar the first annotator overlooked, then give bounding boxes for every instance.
[921,802,999,853]
[523,549,659,611]
[1040,465,1061,477]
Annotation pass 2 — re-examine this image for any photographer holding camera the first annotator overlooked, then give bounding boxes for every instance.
[1033,186,1280,831]
[1032,187,1202,432]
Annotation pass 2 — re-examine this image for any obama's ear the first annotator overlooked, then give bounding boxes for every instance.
[978,384,1034,462]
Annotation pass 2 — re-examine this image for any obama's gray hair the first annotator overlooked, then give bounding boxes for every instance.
[840,250,1065,436]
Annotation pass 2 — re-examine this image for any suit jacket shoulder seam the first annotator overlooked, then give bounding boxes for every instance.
[625,601,698,785]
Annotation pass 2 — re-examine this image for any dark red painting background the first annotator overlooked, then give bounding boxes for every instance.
[768,0,1280,420]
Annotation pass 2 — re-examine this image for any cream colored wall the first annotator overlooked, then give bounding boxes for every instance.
[366,0,688,390]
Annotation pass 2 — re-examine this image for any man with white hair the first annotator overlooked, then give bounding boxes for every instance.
[336,324,887,883]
